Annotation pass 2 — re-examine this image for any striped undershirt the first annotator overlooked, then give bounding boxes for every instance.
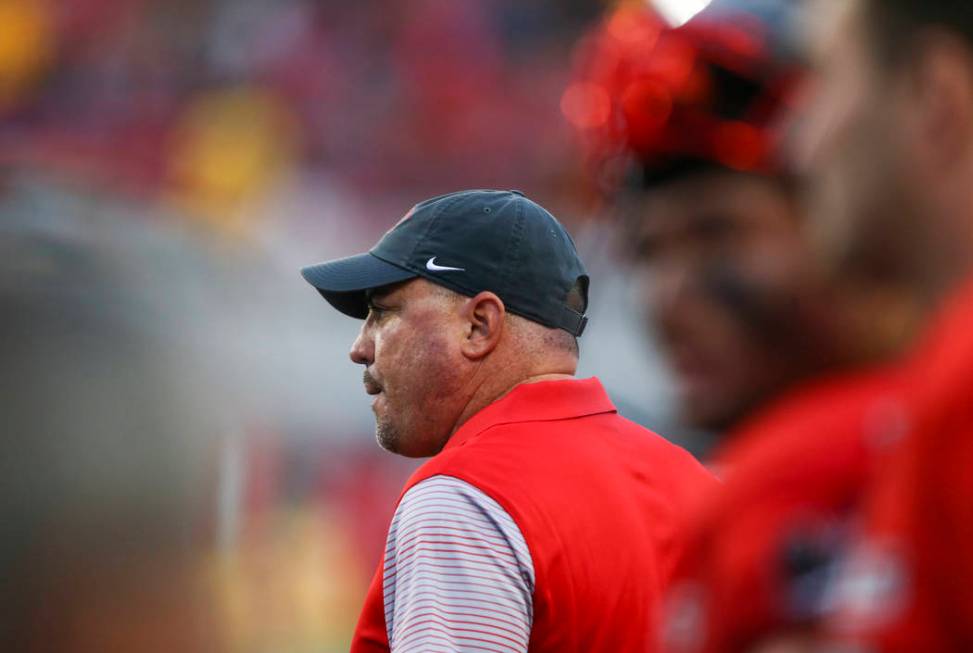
[382,475,535,652]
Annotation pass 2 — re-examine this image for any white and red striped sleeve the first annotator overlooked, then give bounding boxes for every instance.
[382,475,535,653]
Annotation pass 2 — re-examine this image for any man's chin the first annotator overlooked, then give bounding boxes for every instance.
[375,422,400,454]
[374,422,448,458]
[683,396,744,435]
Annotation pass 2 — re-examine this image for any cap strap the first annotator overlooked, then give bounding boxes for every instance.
[557,307,588,338]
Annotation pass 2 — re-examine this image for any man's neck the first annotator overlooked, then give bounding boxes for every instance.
[498,373,576,397]
[913,193,973,318]
[914,244,973,323]
[450,366,576,437]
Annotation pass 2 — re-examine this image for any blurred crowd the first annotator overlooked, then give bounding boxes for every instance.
[0,0,604,215]
[6,0,973,651]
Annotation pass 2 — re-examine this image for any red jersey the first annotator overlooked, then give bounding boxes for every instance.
[351,377,716,652]
[827,282,973,651]
[659,367,907,653]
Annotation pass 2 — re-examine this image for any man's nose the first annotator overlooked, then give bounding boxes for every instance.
[650,259,694,317]
[786,77,830,176]
[349,324,373,366]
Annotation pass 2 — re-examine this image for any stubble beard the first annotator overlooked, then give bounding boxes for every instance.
[375,416,401,454]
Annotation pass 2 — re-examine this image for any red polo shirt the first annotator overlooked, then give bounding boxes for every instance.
[827,281,973,651]
[660,365,907,653]
[351,377,717,652]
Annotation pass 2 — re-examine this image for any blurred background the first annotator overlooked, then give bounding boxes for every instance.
[0,0,715,650]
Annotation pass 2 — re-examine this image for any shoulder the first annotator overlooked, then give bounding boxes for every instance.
[393,476,528,543]
[718,367,908,486]
[394,474,519,529]
[387,475,535,587]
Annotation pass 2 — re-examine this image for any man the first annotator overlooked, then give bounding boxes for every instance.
[566,4,916,651]
[300,189,716,652]
[568,0,915,438]
[0,214,226,652]
[796,1,973,649]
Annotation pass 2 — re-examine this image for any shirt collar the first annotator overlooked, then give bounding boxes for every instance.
[445,377,617,451]
[910,277,973,382]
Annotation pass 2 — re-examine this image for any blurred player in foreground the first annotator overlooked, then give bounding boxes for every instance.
[568,2,912,439]
[300,189,715,652]
[0,221,224,652]
[797,1,973,650]
[567,2,918,651]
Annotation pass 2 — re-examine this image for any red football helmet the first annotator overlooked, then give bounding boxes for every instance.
[564,1,801,192]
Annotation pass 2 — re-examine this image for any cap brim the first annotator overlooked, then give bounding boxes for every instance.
[300,253,417,318]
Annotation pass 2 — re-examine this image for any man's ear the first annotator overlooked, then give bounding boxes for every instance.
[460,292,505,361]
[908,31,973,172]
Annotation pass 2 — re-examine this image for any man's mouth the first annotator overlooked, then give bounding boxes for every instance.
[363,370,383,395]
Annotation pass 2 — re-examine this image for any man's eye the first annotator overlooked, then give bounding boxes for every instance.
[692,214,735,242]
[367,304,388,318]
[635,236,660,260]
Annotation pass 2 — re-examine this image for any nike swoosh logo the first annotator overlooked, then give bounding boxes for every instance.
[426,257,465,272]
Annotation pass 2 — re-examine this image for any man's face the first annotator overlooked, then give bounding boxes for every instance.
[796,0,922,285]
[349,279,469,457]
[628,170,829,432]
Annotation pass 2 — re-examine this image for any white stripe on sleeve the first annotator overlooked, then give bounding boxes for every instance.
[382,475,535,653]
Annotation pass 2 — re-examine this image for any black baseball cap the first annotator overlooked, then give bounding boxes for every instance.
[301,189,589,336]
